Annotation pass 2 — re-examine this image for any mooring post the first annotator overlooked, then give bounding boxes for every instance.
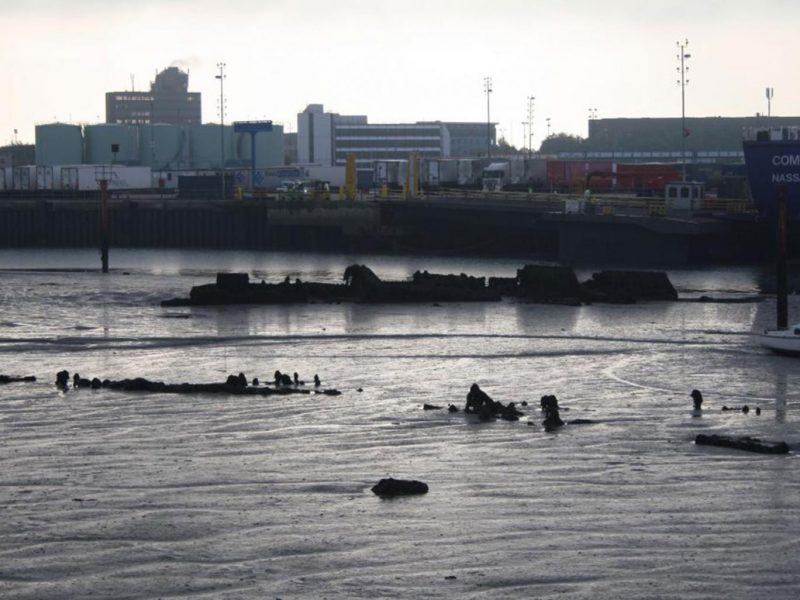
[100,178,109,273]
[776,186,788,329]
[249,131,257,192]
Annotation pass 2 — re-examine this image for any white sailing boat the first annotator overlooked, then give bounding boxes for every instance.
[759,323,800,356]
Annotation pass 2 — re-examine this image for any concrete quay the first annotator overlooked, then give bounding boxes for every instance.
[0,193,783,266]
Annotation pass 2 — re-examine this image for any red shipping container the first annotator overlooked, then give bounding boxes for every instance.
[547,160,614,191]
[616,163,680,193]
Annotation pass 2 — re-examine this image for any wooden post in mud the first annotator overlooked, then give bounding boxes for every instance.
[776,186,788,329]
[100,178,109,274]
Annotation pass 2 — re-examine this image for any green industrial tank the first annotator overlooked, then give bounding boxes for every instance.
[84,124,140,164]
[189,124,236,169]
[138,124,187,169]
[35,123,83,166]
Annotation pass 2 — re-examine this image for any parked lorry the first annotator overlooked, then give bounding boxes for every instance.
[482,162,511,191]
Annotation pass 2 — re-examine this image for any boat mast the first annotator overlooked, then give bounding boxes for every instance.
[777,187,788,329]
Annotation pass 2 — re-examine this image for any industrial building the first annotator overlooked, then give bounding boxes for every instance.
[576,116,800,159]
[105,67,201,126]
[297,104,496,169]
[423,121,495,158]
[34,122,283,170]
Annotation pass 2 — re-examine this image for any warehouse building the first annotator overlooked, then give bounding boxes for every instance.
[574,116,800,159]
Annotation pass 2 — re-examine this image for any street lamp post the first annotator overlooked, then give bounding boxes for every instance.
[216,62,226,200]
[521,121,528,155]
[766,87,774,124]
[527,95,535,158]
[676,39,690,182]
[484,76,492,158]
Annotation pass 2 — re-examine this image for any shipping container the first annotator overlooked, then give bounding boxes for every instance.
[458,158,489,186]
[178,174,234,199]
[60,165,152,191]
[522,158,547,187]
[357,169,374,190]
[13,166,37,191]
[152,170,197,191]
[373,160,406,188]
[438,159,459,186]
[36,165,54,190]
[615,163,680,194]
[546,160,614,191]
[509,157,526,184]
[303,165,343,188]
[0,167,11,190]
[227,166,311,191]
[419,157,465,187]
[426,159,440,187]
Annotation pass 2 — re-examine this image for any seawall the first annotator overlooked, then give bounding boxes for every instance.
[0,195,785,266]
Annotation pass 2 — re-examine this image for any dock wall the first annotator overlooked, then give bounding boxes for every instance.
[0,195,782,266]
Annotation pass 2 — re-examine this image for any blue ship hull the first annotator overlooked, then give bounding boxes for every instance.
[743,139,800,218]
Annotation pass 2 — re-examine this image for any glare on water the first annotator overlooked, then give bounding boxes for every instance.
[1,249,798,599]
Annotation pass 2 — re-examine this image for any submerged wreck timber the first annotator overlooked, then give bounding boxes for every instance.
[56,370,341,397]
[695,433,790,455]
[162,264,679,307]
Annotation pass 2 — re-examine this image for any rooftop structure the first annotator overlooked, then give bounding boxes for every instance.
[105,67,201,126]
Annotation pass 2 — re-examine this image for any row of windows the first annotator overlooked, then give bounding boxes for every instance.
[336,127,441,138]
[336,146,441,153]
[113,109,152,118]
[113,95,154,102]
[335,150,440,161]
[337,124,441,130]
[110,94,198,103]
[451,138,492,145]
[335,140,441,149]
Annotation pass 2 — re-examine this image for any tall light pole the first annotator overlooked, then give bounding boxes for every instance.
[546,117,551,139]
[521,121,528,154]
[216,62,226,200]
[588,108,598,139]
[527,95,535,158]
[676,39,690,182]
[766,87,774,123]
[484,76,492,158]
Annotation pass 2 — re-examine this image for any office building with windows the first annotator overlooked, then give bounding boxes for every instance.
[105,67,201,126]
[297,104,495,168]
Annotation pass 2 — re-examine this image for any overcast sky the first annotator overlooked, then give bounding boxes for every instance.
[3,0,798,149]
